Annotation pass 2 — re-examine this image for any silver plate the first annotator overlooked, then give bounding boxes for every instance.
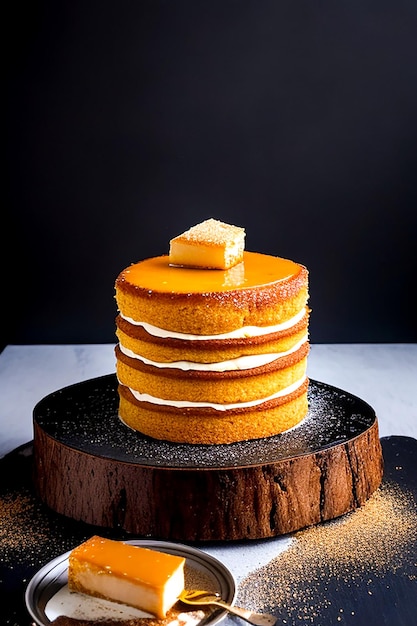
[25,538,236,626]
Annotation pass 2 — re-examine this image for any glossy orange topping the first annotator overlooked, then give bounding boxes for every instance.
[118,251,301,294]
[69,536,185,587]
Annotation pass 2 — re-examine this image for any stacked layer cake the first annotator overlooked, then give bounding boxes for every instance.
[114,219,310,444]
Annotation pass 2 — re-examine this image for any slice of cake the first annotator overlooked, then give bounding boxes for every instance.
[169,218,245,269]
[68,536,185,618]
[114,218,310,444]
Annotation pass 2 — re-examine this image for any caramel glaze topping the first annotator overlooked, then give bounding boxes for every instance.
[69,536,184,585]
[116,251,307,301]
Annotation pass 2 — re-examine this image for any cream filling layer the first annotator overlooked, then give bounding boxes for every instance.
[119,333,308,372]
[121,307,307,340]
[125,374,307,411]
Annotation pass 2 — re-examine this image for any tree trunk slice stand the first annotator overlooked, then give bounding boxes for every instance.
[33,375,384,542]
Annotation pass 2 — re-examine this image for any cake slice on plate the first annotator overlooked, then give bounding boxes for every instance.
[68,536,185,618]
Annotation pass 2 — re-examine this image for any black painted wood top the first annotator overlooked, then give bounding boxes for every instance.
[33,376,377,468]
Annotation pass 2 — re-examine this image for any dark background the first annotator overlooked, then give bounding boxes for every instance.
[4,1,417,351]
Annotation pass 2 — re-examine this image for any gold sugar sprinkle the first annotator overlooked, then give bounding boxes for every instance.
[0,489,51,557]
[237,480,417,621]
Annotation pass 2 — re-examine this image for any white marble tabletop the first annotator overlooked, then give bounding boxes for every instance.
[1,343,416,625]
[1,343,416,460]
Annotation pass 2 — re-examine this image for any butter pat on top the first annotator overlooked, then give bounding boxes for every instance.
[68,535,185,618]
[169,218,245,269]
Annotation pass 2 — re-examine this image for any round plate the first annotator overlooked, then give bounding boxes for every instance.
[25,539,236,626]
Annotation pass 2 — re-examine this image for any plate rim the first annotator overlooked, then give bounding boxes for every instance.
[25,538,236,626]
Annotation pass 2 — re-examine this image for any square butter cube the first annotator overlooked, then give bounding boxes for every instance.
[169,218,245,269]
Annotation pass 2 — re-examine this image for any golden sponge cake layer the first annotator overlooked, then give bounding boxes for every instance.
[118,379,308,444]
[115,343,308,405]
[115,251,308,335]
[115,309,309,364]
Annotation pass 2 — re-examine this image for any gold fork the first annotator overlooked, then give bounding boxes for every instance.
[178,589,276,626]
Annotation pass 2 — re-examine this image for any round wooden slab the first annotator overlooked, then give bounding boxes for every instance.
[33,376,383,541]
